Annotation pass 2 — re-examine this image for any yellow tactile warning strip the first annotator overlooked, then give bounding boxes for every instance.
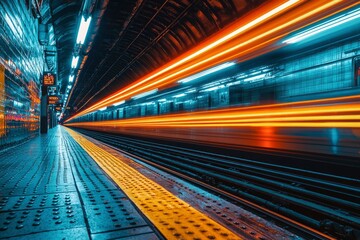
[66,127,241,240]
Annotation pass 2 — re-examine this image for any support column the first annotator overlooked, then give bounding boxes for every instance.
[48,107,57,129]
[40,86,48,133]
[48,106,53,129]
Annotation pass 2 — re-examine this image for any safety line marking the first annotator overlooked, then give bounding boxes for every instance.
[66,127,240,239]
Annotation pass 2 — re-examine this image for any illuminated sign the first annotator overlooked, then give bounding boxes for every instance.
[48,96,59,105]
[48,96,59,101]
[43,72,56,86]
[48,86,57,93]
[55,107,62,111]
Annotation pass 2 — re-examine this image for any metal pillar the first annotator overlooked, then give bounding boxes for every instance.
[40,86,48,133]
[48,107,57,129]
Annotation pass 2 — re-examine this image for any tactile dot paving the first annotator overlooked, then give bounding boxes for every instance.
[0,193,80,211]
[84,199,148,233]
[81,189,127,206]
[0,205,85,238]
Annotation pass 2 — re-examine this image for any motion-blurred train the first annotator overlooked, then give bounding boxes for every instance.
[65,3,360,158]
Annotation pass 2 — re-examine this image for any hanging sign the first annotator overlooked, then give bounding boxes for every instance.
[43,72,56,86]
[48,95,59,105]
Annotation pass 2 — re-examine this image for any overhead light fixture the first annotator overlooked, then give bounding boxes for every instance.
[178,62,236,84]
[71,56,79,69]
[284,7,360,44]
[69,75,74,83]
[67,85,72,89]
[185,89,197,93]
[158,98,167,102]
[202,85,225,92]
[76,16,92,45]
[99,107,107,111]
[244,73,267,82]
[132,89,158,100]
[113,100,125,106]
[173,93,186,98]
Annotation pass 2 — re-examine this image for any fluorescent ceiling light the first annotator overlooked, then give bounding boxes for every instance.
[76,16,92,44]
[147,87,190,100]
[202,85,225,92]
[158,98,167,102]
[173,93,186,98]
[185,89,197,93]
[69,75,74,83]
[71,56,79,69]
[113,100,125,106]
[178,62,236,84]
[244,73,266,82]
[67,85,72,89]
[99,107,107,111]
[132,89,158,100]
[284,7,360,44]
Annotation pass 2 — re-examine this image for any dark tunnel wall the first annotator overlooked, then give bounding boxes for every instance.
[0,1,44,147]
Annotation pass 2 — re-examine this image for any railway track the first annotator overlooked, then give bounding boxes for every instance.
[74,128,360,240]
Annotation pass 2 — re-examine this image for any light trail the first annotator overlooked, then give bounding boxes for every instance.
[65,96,360,129]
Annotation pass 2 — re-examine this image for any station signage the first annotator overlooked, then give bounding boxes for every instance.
[55,106,62,111]
[43,72,56,86]
[48,95,59,105]
[48,86,57,94]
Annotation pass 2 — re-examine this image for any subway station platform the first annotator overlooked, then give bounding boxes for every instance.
[0,126,297,240]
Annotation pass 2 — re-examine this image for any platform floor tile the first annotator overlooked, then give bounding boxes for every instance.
[0,126,159,239]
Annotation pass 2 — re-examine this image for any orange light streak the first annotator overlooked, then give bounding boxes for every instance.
[65,96,360,129]
[66,0,360,122]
